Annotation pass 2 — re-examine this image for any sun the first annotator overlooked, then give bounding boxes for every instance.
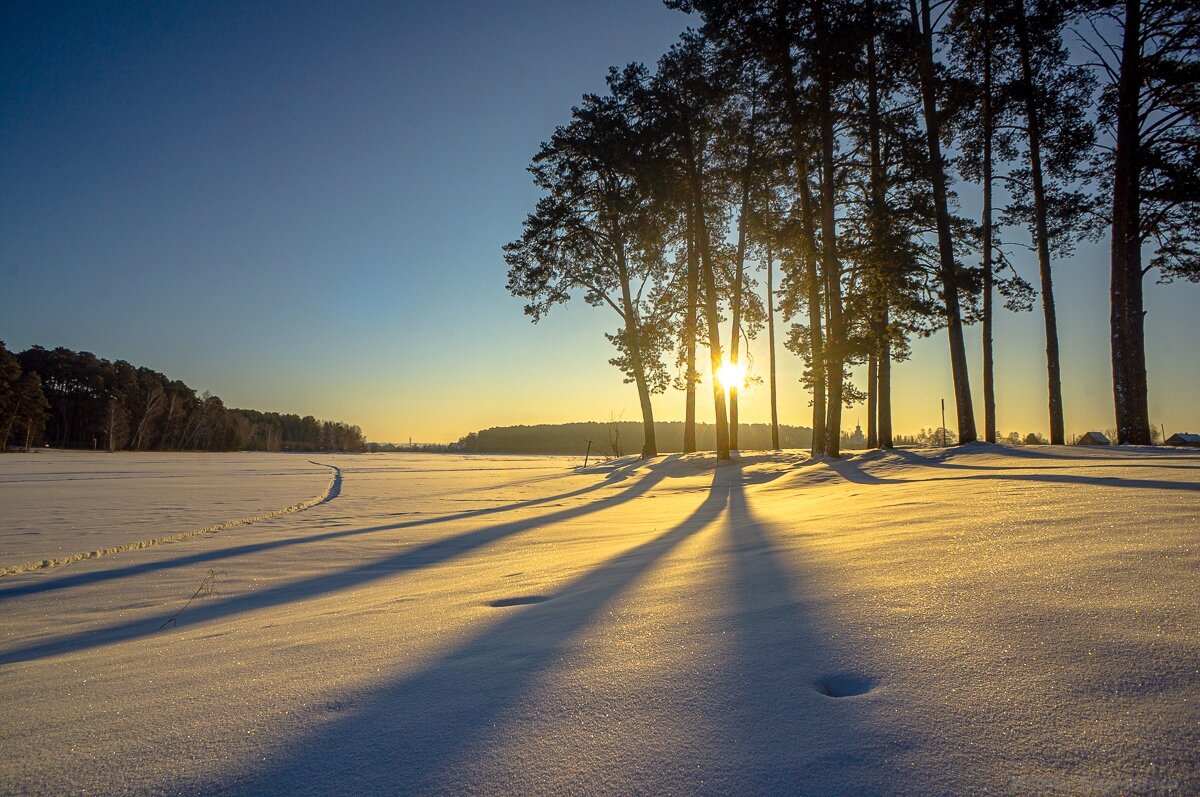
[716,359,747,391]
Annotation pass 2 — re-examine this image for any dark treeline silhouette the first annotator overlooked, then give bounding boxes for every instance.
[366,442,454,453]
[458,422,813,455]
[505,0,1197,456]
[1,343,365,453]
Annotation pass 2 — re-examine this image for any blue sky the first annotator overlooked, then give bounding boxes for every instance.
[2,1,1196,443]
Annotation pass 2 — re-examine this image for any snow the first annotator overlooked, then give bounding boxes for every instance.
[0,446,1197,794]
[0,452,335,572]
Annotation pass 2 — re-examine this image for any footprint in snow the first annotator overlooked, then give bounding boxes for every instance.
[813,673,877,698]
[487,595,551,607]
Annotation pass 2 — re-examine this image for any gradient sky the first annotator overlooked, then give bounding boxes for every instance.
[2,1,1197,444]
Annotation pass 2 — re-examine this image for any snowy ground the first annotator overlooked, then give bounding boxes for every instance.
[0,453,334,569]
[0,446,1196,795]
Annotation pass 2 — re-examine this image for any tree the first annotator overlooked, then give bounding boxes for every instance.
[762,229,782,449]
[907,0,979,443]
[103,397,130,452]
[670,0,832,456]
[129,369,167,450]
[847,0,941,450]
[11,373,50,449]
[1005,0,1098,445]
[505,66,671,458]
[0,344,48,450]
[648,36,734,459]
[719,61,770,450]
[917,425,959,445]
[0,342,22,449]
[1083,0,1199,443]
[948,0,1009,443]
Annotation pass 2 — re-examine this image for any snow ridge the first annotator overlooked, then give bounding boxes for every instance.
[0,460,341,577]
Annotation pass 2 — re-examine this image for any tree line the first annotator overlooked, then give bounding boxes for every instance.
[505,0,1197,458]
[1,343,366,453]
[457,421,816,455]
[454,421,1075,455]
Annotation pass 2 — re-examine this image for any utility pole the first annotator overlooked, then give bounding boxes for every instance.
[941,399,947,447]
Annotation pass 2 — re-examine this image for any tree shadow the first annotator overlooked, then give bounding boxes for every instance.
[891,444,1200,465]
[0,459,665,603]
[822,456,1200,492]
[717,474,915,794]
[0,464,676,665]
[186,475,732,795]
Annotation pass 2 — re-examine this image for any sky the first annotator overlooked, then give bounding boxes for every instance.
[2,1,1197,444]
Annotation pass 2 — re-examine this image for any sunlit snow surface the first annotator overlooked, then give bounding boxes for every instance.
[0,453,333,566]
[0,446,1196,795]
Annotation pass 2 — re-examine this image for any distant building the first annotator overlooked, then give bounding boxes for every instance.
[847,423,866,450]
[1165,433,1200,447]
[1077,431,1111,446]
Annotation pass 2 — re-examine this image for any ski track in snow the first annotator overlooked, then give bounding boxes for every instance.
[0,461,341,577]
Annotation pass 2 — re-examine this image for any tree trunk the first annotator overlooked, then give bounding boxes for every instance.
[767,244,780,450]
[816,8,844,458]
[1110,0,1151,445]
[879,305,894,448]
[772,13,826,457]
[631,356,658,458]
[131,386,163,451]
[684,203,698,453]
[691,170,730,460]
[729,254,742,452]
[867,350,878,448]
[614,241,658,458]
[800,207,826,455]
[1014,0,1065,445]
[865,3,883,453]
[729,139,756,452]
[2,398,21,450]
[911,0,977,443]
[981,0,998,443]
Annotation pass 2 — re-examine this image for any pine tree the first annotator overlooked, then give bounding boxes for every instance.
[1083,0,1199,443]
[1002,0,1098,444]
[504,66,672,458]
[907,0,979,443]
[648,35,734,459]
[13,373,50,449]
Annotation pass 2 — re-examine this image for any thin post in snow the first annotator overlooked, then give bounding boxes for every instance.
[941,399,947,447]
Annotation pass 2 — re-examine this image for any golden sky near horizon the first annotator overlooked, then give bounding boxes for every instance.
[303,255,1197,445]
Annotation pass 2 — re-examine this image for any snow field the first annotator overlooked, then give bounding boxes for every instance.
[0,447,1196,795]
[0,452,337,570]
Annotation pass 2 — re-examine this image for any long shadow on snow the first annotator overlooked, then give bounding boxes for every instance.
[824,457,1200,492]
[887,443,1200,463]
[885,447,1200,471]
[0,459,657,602]
[712,474,922,795]
[0,464,675,665]
[195,475,731,795]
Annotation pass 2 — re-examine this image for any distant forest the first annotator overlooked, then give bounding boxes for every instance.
[1,342,365,453]
[459,422,815,456]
